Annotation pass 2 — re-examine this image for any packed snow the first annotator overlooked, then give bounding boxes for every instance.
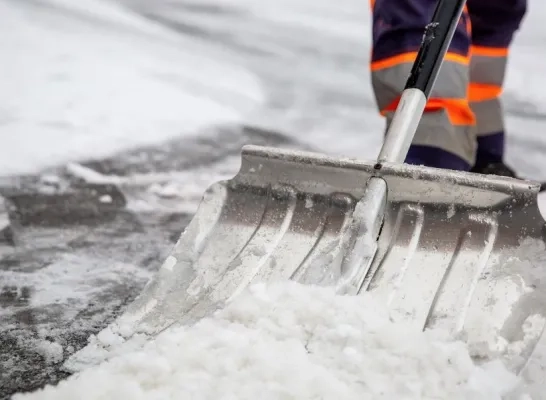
[12,282,527,400]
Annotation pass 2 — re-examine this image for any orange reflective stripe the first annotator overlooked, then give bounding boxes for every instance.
[371,51,469,71]
[370,0,375,9]
[426,98,476,125]
[381,97,475,126]
[470,46,508,58]
[468,83,503,102]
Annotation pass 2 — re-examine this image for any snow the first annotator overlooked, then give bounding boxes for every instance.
[12,282,525,400]
[0,256,151,316]
[3,0,546,398]
[64,155,242,214]
[0,0,263,177]
[0,247,154,373]
[35,340,65,365]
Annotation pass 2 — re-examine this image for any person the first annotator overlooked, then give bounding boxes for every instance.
[370,0,527,177]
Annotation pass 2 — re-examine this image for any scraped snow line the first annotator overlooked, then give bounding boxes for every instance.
[64,154,242,214]
[13,282,524,399]
[0,0,263,177]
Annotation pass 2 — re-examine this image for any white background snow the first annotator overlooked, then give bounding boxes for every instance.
[2,0,546,398]
[0,0,262,177]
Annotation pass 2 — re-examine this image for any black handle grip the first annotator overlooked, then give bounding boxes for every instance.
[404,0,467,97]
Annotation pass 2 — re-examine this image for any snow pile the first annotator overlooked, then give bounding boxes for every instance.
[14,282,524,400]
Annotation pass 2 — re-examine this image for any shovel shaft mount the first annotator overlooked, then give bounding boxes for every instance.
[377,0,467,164]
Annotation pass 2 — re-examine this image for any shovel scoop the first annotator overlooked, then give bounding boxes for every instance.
[66,0,546,386]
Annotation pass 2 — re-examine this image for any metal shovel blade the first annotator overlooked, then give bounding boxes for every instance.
[66,145,546,379]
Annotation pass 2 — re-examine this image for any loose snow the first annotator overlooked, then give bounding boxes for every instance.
[14,282,526,399]
[34,340,65,365]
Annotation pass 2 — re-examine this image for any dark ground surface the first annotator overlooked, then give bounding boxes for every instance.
[0,124,310,399]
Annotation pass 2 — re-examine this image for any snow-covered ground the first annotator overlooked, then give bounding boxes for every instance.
[3,0,546,398]
[0,0,263,177]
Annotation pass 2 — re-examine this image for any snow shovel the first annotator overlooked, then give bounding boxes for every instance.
[66,0,546,381]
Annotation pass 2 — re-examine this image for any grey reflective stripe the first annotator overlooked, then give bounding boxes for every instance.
[470,55,507,86]
[372,60,468,110]
[470,98,504,137]
[384,109,477,165]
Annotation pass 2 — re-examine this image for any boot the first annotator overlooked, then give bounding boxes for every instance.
[470,161,517,178]
[471,161,546,192]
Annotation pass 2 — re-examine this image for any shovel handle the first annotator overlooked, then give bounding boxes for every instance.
[376,0,467,165]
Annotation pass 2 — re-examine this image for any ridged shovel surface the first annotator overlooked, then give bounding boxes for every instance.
[66,145,546,380]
